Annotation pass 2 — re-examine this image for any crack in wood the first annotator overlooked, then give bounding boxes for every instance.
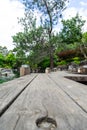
[13,114,21,130]
[48,75,87,114]
[0,75,38,117]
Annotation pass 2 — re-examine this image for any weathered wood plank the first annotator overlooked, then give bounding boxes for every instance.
[0,74,37,116]
[49,71,87,113]
[65,75,87,82]
[0,74,87,130]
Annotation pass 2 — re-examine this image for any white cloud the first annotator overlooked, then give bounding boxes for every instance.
[0,0,24,50]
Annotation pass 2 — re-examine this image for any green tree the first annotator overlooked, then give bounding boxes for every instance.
[60,14,85,44]
[58,14,87,60]
[13,12,48,66]
[12,26,48,65]
[18,0,69,69]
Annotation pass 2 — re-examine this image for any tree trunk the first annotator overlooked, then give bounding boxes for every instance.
[50,53,54,69]
[49,46,54,69]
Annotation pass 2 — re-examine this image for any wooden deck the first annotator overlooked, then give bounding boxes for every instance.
[0,71,87,130]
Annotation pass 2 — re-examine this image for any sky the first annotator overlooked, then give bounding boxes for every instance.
[0,0,87,50]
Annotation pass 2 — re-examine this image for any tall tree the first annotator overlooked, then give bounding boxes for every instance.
[13,11,49,66]
[12,26,49,64]
[19,0,69,69]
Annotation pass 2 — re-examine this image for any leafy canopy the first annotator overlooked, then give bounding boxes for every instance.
[59,14,85,44]
[13,0,69,69]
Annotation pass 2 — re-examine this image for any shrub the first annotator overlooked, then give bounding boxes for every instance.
[58,60,67,65]
[72,57,80,64]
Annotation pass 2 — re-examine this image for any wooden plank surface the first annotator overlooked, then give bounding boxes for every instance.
[0,74,37,116]
[0,74,87,130]
[48,71,87,112]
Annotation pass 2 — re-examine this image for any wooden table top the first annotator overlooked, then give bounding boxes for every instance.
[0,71,87,130]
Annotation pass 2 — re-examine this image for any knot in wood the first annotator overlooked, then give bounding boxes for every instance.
[36,116,57,129]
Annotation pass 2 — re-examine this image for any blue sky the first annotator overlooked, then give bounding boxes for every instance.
[69,0,87,8]
[0,0,87,50]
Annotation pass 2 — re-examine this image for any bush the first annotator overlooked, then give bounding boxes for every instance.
[58,60,67,65]
[38,57,50,70]
[72,57,80,64]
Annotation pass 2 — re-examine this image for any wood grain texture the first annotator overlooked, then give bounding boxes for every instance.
[0,74,87,130]
[48,71,87,112]
[0,74,37,116]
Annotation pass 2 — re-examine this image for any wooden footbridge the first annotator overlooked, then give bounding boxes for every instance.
[0,71,87,130]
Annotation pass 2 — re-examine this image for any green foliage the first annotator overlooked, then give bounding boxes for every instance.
[58,60,67,65]
[59,13,85,44]
[13,26,50,70]
[0,47,21,77]
[55,14,87,62]
[77,32,87,59]
[5,52,16,68]
[11,2,87,69]
[58,56,81,66]
[72,57,80,64]
[38,57,50,70]
[18,10,36,32]
[0,53,4,60]
[16,0,69,69]
[82,32,87,43]
[0,53,5,67]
